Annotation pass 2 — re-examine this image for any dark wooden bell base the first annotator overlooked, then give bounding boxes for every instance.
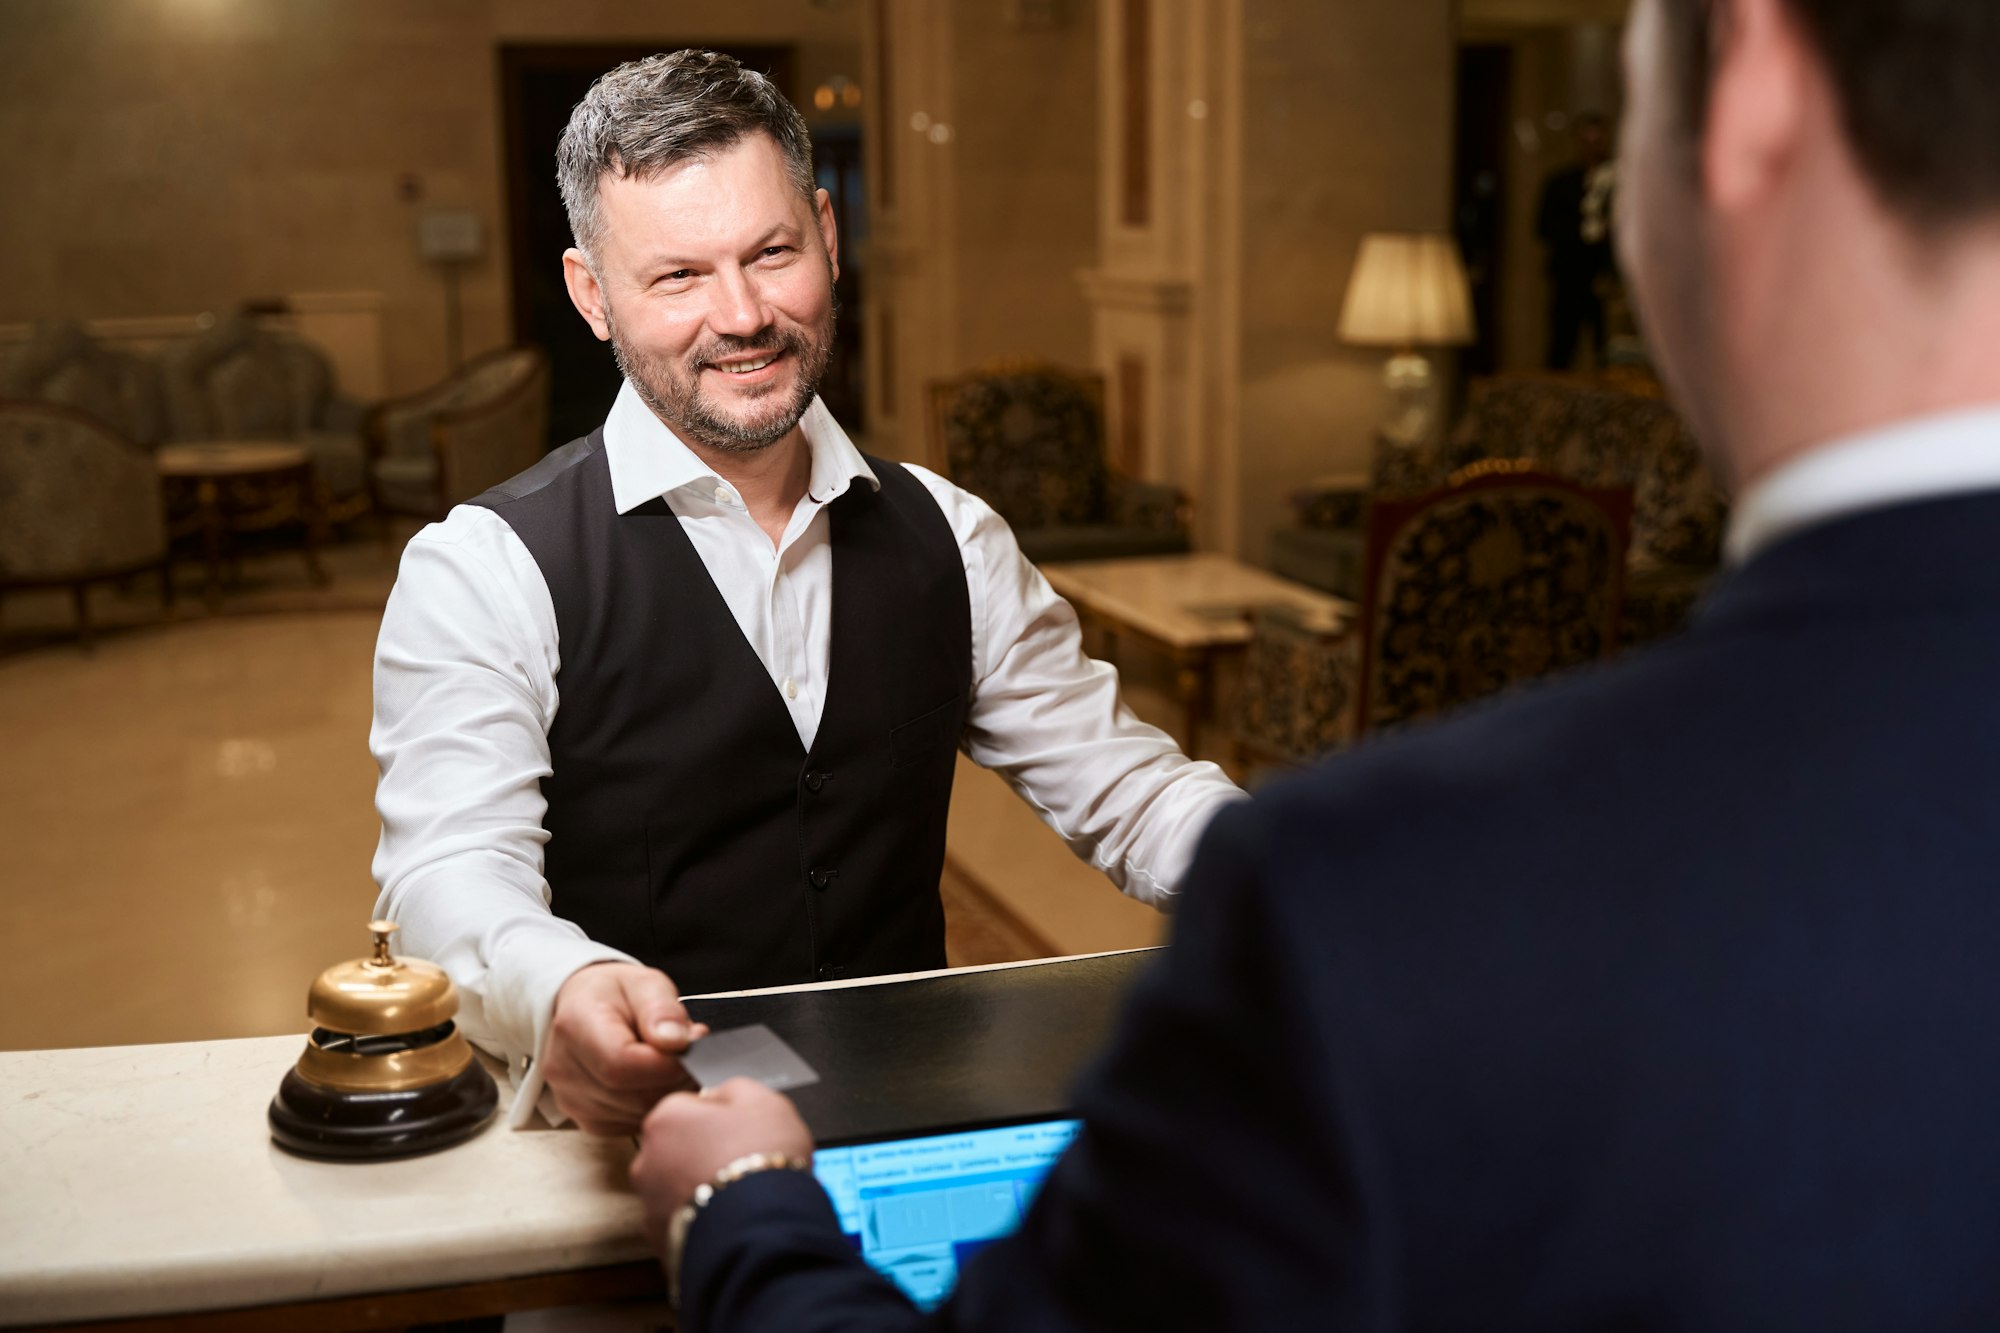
[269,1059,499,1161]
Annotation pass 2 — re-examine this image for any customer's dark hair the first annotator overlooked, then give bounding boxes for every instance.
[1659,0,2000,230]
[556,49,815,261]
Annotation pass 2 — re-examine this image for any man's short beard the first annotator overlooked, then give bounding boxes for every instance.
[606,277,836,456]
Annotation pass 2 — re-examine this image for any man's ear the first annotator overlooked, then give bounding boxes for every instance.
[563,249,612,342]
[814,188,840,283]
[1702,0,1807,215]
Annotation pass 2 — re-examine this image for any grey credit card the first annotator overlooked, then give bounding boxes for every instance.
[680,1023,822,1092]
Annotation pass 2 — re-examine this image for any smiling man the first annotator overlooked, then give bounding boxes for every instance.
[367,51,1239,1136]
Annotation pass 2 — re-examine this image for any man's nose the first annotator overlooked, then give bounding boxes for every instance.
[708,268,773,338]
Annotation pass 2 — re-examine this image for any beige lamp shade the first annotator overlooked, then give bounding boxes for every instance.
[1337,232,1476,348]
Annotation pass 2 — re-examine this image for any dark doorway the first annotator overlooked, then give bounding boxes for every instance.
[812,121,866,430]
[498,44,797,448]
[1453,43,1514,378]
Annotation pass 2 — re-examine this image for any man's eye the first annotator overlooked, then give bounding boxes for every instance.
[760,247,789,259]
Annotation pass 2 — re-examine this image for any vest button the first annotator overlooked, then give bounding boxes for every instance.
[809,867,836,890]
[804,770,828,793]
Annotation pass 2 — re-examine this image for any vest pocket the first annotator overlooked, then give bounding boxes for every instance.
[888,694,964,770]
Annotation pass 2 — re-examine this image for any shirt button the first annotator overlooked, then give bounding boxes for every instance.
[713,484,731,504]
[783,676,797,700]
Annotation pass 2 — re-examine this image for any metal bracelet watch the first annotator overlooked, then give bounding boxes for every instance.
[666,1151,815,1304]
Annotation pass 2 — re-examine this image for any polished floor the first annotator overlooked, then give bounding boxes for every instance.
[0,537,1161,1053]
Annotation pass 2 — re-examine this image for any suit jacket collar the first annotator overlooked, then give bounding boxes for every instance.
[1697,487,2000,638]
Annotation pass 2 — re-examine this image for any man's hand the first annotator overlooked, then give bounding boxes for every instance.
[631,1078,816,1251]
[542,961,710,1135]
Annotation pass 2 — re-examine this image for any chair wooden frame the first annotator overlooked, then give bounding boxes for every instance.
[362,345,550,521]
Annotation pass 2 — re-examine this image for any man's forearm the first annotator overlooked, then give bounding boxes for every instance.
[373,854,634,1122]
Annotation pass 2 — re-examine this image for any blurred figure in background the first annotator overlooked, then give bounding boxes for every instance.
[1538,110,1617,369]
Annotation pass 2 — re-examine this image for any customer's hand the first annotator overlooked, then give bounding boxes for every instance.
[631,1078,816,1250]
[542,961,709,1135]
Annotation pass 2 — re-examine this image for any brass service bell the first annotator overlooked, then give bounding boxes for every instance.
[268,920,499,1160]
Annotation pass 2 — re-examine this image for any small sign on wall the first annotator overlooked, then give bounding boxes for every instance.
[416,209,484,263]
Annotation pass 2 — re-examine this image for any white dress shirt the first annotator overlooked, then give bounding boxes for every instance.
[1725,403,2000,564]
[371,381,1243,1124]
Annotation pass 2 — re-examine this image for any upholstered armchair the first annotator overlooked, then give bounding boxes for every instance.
[928,362,1190,565]
[363,346,550,520]
[1443,376,1722,646]
[1271,374,1724,645]
[0,320,164,448]
[156,315,371,524]
[1236,466,1632,767]
[0,400,170,646]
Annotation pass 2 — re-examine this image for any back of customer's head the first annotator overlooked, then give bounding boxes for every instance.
[1619,0,2000,489]
[1655,0,2000,229]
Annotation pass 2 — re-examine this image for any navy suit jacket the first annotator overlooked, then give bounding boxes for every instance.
[679,492,2000,1331]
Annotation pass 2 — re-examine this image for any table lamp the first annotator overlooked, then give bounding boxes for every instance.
[1337,232,1476,446]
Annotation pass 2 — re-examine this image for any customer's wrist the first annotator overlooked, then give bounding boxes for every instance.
[666,1151,815,1304]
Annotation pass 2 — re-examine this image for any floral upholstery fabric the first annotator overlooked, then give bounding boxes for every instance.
[159,316,319,441]
[937,372,1109,531]
[157,316,368,508]
[0,402,166,580]
[1237,475,1629,766]
[1108,476,1188,534]
[1364,482,1627,731]
[0,321,164,447]
[366,348,549,516]
[1235,605,1360,764]
[1445,376,1725,567]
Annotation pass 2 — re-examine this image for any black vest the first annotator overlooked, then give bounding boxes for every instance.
[471,432,971,993]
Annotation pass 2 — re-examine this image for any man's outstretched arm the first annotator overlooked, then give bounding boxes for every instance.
[638,802,1378,1330]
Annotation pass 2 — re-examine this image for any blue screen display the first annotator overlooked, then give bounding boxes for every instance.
[812,1118,1081,1310]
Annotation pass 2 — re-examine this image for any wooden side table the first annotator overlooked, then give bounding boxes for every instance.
[157,442,329,612]
[1040,553,1352,753]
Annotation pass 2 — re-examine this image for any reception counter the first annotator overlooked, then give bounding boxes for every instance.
[0,950,1151,1330]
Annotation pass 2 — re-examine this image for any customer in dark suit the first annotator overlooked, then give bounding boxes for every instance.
[629,0,2000,1326]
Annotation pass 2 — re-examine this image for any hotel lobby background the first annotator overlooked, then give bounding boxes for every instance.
[0,0,1627,1054]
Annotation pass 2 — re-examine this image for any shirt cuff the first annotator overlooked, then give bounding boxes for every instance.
[494,933,641,1128]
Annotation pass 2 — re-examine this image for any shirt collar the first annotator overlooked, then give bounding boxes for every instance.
[1725,401,2000,565]
[601,378,878,515]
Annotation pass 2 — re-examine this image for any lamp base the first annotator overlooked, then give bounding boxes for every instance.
[1380,350,1441,447]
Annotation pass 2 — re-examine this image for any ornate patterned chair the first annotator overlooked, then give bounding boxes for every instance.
[363,346,550,520]
[1236,466,1632,767]
[156,315,371,524]
[0,400,170,646]
[928,362,1190,564]
[0,320,165,448]
[1271,374,1723,646]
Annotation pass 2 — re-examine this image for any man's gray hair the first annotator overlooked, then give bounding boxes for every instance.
[556,50,816,261]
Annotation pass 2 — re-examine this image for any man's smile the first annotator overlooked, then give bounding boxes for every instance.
[706,351,783,381]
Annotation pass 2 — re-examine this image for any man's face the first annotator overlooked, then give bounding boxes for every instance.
[577,132,837,455]
[1617,0,1721,449]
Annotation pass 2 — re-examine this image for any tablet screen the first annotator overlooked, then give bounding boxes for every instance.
[812,1117,1082,1309]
